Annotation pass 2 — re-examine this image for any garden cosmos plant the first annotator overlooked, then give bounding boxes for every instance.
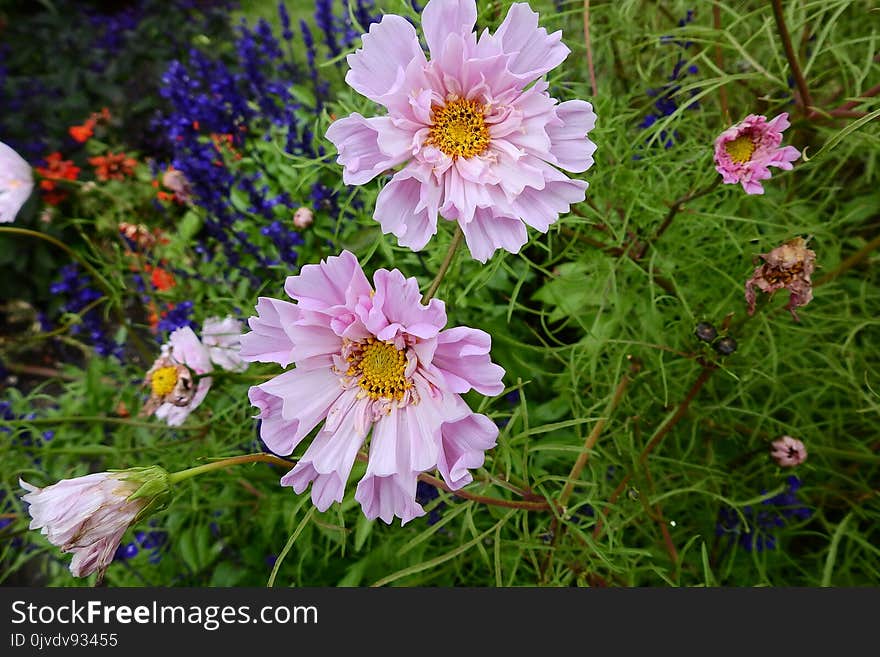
[240,251,505,524]
[326,0,597,262]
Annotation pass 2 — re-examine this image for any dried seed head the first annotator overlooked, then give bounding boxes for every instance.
[695,322,718,343]
[714,335,737,356]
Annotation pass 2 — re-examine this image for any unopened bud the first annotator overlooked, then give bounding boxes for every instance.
[293,206,314,229]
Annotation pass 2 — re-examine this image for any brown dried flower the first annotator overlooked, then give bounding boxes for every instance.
[745,237,816,320]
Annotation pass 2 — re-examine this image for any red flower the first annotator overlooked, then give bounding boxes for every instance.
[69,119,96,143]
[35,152,80,205]
[144,264,176,292]
[89,152,137,181]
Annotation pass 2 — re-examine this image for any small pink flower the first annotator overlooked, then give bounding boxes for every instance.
[714,113,800,194]
[745,236,816,320]
[20,467,170,579]
[325,0,596,262]
[0,141,33,223]
[141,326,213,426]
[202,316,247,372]
[770,436,807,467]
[142,322,248,424]
[241,250,505,524]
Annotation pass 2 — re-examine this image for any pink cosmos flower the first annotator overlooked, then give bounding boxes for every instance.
[20,466,170,579]
[770,436,807,467]
[142,326,214,426]
[325,0,597,263]
[0,141,34,223]
[240,250,505,524]
[745,236,816,321]
[713,113,800,194]
[202,316,247,372]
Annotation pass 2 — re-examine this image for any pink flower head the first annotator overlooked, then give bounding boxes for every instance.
[20,466,170,579]
[241,250,505,525]
[713,113,800,194]
[745,236,816,320]
[141,326,214,426]
[202,316,248,373]
[770,435,807,467]
[0,141,34,223]
[325,0,597,263]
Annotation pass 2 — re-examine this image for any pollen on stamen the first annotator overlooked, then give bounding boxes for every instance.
[348,340,411,401]
[427,97,491,159]
[725,135,756,164]
[150,366,179,397]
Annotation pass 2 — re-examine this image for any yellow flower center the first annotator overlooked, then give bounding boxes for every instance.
[151,366,179,397]
[348,339,410,401]
[427,97,490,159]
[725,135,756,164]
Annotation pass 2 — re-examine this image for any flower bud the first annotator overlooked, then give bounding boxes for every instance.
[293,206,314,229]
[20,466,171,579]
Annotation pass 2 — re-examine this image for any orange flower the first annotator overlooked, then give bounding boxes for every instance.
[35,152,80,205]
[144,264,176,292]
[69,119,96,143]
[89,152,137,181]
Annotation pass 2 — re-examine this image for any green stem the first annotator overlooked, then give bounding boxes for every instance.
[0,226,114,294]
[168,453,294,484]
[4,415,212,430]
[422,225,463,302]
[642,178,722,257]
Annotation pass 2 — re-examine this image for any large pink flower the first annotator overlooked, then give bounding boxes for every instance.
[713,113,800,194]
[241,251,505,524]
[325,0,597,263]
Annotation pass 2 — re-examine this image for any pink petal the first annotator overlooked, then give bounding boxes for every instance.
[201,316,247,372]
[251,367,344,456]
[345,15,426,106]
[248,384,297,455]
[0,141,33,223]
[547,100,598,173]
[284,250,371,313]
[375,168,441,251]
[437,403,498,490]
[459,207,528,263]
[421,0,477,58]
[433,327,505,395]
[399,391,445,471]
[169,326,212,374]
[355,472,425,525]
[281,392,368,511]
[493,3,569,84]
[510,166,588,232]
[289,321,343,363]
[325,114,413,185]
[239,297,299,366]
[367,268,447,341]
